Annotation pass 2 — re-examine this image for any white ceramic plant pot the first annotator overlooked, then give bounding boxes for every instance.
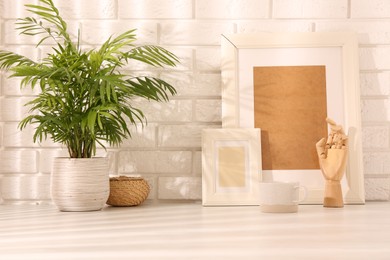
[51,157,110,212]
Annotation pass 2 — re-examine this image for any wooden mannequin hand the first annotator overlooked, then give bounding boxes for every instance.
[316,118,348,181]
[316,138,348,181]
[316,118,348,208]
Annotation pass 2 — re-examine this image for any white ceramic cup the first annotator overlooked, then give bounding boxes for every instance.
[259,181,307,213]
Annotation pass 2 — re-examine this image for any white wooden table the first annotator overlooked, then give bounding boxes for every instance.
[1,201,390,259]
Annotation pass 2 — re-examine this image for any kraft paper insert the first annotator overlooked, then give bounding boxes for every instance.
[253,65,328,170]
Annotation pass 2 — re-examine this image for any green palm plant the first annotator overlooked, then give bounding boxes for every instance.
[0,0,179,158]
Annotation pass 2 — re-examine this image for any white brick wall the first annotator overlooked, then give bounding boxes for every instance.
[1,0,390,203]
[351,0,390,18]
[273,0,348,18]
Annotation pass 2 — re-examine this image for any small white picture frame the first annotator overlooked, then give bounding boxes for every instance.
[202,128,261,206]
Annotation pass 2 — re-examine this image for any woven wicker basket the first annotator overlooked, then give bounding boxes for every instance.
[106,176,150,206]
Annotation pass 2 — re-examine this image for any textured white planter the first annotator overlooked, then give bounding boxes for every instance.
[51,157,110,212]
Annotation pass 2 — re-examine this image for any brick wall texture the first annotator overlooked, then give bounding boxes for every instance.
[1,0,389,203]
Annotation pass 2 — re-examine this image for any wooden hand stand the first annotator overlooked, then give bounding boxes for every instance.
[316,118,348,208]
[323,180,343,208]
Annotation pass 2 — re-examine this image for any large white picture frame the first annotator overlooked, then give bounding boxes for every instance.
[202,128,261,206]
[221,32,365,204]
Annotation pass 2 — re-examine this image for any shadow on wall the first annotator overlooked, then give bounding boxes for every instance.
[0,175,51,204]
[0,179,3,204]
[159,177,202,200]
[359,46,390,200]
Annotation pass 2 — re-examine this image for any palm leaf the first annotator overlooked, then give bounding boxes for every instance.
[126,77,177,102]
[127,45,179,67]
[0,51,36,70]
